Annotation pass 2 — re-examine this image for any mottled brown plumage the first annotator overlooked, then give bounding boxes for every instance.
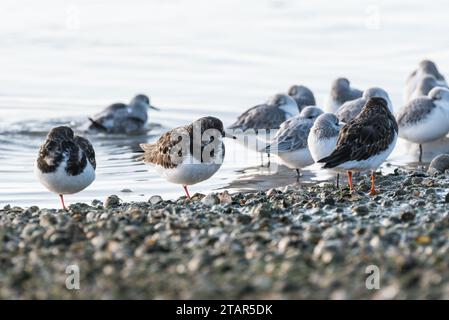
[139,117,226,169]
[319,97,398,169]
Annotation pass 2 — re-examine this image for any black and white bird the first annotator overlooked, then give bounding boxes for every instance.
[318,97,398,195]
[139,117,235,199]
[88,94,159,134]
[408,75,445,101]
[228,94,299,132]
[325,78,363,113]
[397,87,449,162]
[35,126,96,209]
[265,106,323,180]
[307,113,343,186]
[404,60,447,102]
[287,85,316,111]
[336,87,392,123]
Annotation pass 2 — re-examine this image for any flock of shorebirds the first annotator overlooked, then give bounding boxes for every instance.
[34,59,449,209]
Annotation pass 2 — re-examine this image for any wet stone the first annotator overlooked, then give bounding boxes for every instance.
[202,193,220,206]
[428,154,449,174]
[105,195,120,208]
[149,195,163,205]
[352,205,369,216]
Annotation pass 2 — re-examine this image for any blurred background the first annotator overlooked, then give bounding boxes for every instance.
[1,0,449,207]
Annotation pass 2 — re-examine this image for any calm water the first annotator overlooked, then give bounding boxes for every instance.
[1,0,449,207]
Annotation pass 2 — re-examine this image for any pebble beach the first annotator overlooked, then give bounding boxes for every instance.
[2,164,449,299]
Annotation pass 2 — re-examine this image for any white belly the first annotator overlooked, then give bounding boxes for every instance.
[308,135,338,162]
[333,134,397,172]
[35,160,95,195]
[155,158,222,186]
[276,147,314,169]
[399,107,449,143]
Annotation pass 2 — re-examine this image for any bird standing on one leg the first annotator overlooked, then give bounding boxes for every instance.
[397,87,449,163]
[318,97,398,195]
[139,117,235,199]
[35,126,96,209]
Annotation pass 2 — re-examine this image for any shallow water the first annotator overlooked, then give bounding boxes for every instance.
[1,0,449,207]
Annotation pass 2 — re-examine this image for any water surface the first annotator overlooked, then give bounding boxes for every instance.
[1,0,449,207]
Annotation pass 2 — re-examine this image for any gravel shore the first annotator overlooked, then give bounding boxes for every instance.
[2,167,449,299]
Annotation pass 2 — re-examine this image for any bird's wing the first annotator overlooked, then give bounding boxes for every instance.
[396,98,435,127]
[228,104,285,131]
[89,103,129,131]
[75,136,96,169]
[266,118,312,153]
[138,125,190,168]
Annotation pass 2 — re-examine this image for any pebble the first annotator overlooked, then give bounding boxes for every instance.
[352,205,369,216]
[1,168,448,299]
[428,154,449,174]
[149,195,163,205]
[217,191,232,204]
[104,195,120,208]
[202,193,220,206]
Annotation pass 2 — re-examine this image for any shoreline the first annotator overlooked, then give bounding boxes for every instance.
[1,166,449,299]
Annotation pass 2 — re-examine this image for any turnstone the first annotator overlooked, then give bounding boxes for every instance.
[228,93,299,132]
[265,106,323,179]
[404,60,447,102]
[88,94,159,134]
[307,113,343,186]
[397,87,449,162]
[139,116,235,199]
[34,126,96,209]
[287,85,316,111]
[318,97,398,195]
[336,87,392,123]
[325,78,363,113]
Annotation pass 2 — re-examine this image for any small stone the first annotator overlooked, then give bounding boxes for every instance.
[202,193,220,206]
[99,213,109,220]
[236,214,252,224]
[39,213,57,228]
[217,191,232,204]
[428,154,449,174]
[86,212,96,222]
[381,199,392,207]
[323,196,335,206]
[416,235,431,245]
[445,193,449,203]
[411,177,423,185]
[394,189,407,197]
[104,195,120,208]
[91,199,103,206]
[266,188,277,197]
[400,210,415,222]
[149,195,163,205]
[352,205,369,216]
[250,203,272,218]
[120,188,132,193]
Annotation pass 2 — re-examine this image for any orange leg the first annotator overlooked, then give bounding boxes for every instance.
[347,171,353,192]
[369,171,376,196]
[183,185,191,199]
[59,194,67,210]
